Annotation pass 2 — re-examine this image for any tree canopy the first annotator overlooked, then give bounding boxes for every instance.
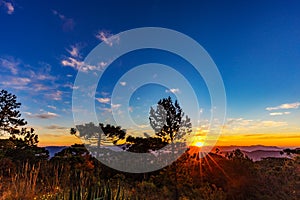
[0,89,47,162]
[149,96,192,143]
[0,89,27,135]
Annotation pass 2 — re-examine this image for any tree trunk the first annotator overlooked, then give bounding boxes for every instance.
[171,140,179,200]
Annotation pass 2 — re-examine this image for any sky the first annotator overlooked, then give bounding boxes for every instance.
[0,0,299,147]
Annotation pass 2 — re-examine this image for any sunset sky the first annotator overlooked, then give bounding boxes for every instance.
[0,0,299,147]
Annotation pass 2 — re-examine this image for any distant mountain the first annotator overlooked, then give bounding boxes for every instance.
[209,145,298,161]
[45,146,68,158]
[44,144,296,161]
[243,150,289,161]
[213,145,283,152]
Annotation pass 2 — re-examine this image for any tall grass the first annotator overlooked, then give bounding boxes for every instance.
[0,160,132,200]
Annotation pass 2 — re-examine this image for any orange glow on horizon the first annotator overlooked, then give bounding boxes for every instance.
[37,131,300,147]
[214,133,300,147]
[38,134,82,147]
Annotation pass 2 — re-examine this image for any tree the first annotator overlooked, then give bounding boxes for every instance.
[149,96,192,200]
[71,123,126,146]
[10,127,39,147]
[149,96,192,144]
[0,89,27,135]
[126,136,168,153]
[70,122,126,159]
[0,90,46,162]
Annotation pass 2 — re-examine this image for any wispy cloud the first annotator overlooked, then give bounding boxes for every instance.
[52,10,74,32]
[266,102,300,111]
[98,107,112,113]
[45,91,62,101]
[0,56,58,93]
[111,104,121,109]
[269,112,290,116]
[63,83,79,90]
[128,106,133,112]
[120,81,126,86]
[96,97,110,104]
[61,57,106,72]
[98,61,107,68]
[31,84,50,91]
[66,44,80,58]
[223,118,288,134]
[45,125,67,129]
[61,57,83,69]
[165,88,180,94]
[0,57,20,74]
[96,31,120,46]
[0,0,14,14]
[1,77,31,88]
[98,103,121,114]
[26,112,59,119]
[47,105,57,110]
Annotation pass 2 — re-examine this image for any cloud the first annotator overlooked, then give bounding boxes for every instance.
[0,56,57,88]
[96,31,120,46]
[223,118,288,134]
[98,61,107,68]
[30,84,50,91]
[98,104,121,114]
[26,112,59,119]
[165,88,180,94]
[45,91,62,101]
[67,45,80,58]
[259,120,288,127]
[63,83,79,90]
[269,112,290,116]
[52,10,74,32]
[111,104,121,109]
[1,77,31,87]
[266,102,300,111]
[45,125,68,130]
[47,105,57,110]
[61,57,104,72]
[128,106,133,112]
[0,1,14,14]
[96,97,110,104]
[0,57,20,74]
[61,57,83,69]
[120,81,126,86]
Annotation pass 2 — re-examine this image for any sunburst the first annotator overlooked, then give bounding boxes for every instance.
[194,141,204,147]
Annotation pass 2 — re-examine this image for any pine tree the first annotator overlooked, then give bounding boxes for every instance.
[149,96,192,200]
[0,89,27,135]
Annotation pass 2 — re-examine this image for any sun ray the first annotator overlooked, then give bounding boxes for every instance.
[206,153,232,181]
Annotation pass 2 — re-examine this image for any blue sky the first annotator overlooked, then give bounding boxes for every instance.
[0,0,299,146]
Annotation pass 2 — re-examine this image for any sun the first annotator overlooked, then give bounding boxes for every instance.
[194,141,204,147]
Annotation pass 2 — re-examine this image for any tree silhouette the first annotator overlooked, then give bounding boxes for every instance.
[149,96,192,200]
[0,90,47,163]
[10,127,39,147]
[126,136,168,153]
[70,122,126,160]
[149,96,192,144]
[71,123,126,146]
[0,89,27,136]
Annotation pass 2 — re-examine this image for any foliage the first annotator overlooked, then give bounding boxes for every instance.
[0,90,47,165]
[1,92,299,199]
[0,144,299,199]
[149,96,192,143]
[125,136,168,153]
[0,89,27,135]
[71,122,126,146]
